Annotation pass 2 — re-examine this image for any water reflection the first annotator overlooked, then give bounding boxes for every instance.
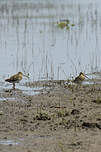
[0,81,44,96]
[0,0,101,82]
[0,138,22,145]
[0,139,19,145]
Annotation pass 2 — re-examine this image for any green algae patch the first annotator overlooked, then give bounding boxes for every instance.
[57,19,75,30]
[57,22,67,29]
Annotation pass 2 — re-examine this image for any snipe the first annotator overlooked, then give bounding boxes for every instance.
[73,72,89,84]
[5,72,24,89]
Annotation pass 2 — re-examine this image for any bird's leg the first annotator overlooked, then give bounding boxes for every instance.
[13,83,15,90]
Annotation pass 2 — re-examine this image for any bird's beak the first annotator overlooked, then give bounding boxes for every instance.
[85,75,90,79]
[22,73,30,78]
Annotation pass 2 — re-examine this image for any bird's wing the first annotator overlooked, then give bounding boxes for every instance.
[73,76,79,82]
[7,74,19,82]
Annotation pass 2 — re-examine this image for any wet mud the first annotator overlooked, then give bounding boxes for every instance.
[0,81,101,152]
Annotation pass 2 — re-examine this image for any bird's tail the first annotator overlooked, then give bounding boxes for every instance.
[5,78,10,82]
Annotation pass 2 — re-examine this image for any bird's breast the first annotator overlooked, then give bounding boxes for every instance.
[80,75,85,81]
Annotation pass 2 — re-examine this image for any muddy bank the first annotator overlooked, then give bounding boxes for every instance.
[0,82,101,152]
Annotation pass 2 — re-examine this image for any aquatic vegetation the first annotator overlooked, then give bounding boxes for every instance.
[56,109,69,117]
[66,25,70,30]
[33,112,51,121]
[92,98,101,104]
[40,30,43,33]
[71,24,75,26]
[57,19,75,30]
[82,121,101,129]
[57,22,68,29]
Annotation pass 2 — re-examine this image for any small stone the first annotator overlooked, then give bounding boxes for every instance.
[3,137,7,139]
[27,150,31,152]
[0,111,3,115]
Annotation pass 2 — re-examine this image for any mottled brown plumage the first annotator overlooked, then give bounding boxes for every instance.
[73,72,87,84]
[5,72,23,89]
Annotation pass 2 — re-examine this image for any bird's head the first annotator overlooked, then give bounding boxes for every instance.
[79,72,84,76]
[18,72,23,76]
[79,72,89,79]
[18,72,29,78]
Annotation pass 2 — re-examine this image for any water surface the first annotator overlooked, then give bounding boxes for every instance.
[0,0,101,83]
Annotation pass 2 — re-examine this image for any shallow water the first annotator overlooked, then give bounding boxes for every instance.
[0,0,101,82]
[0,135,52,146]
[0,97,16,101]
[19,85,43,95]
[0,81,44,96]
[0,139,20,145]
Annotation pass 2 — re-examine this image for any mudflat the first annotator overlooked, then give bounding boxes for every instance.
[0,81,101,152]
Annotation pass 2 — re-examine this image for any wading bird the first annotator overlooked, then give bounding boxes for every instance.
[73,72,89,84]
[5,72,27,89]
